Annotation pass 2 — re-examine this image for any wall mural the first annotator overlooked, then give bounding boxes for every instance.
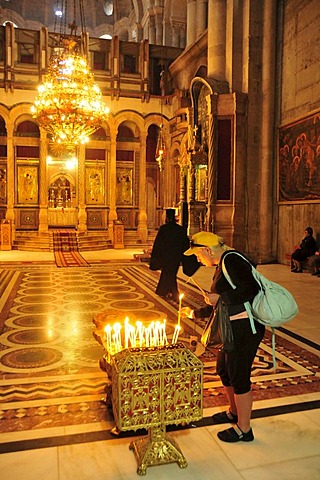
[116,167,133,205]
[86,166,105,204]
[0,167,6,203]
[17,165,38,204]
[279,111,320,202]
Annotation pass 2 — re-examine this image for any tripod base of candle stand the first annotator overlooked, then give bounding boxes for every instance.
[129,424,187,475]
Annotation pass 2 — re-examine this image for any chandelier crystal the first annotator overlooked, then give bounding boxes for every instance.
[31,38,109,149]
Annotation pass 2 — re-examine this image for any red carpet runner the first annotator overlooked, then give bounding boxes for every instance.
[52,230,90,267]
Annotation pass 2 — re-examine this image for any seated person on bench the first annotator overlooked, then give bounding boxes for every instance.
[291,226,317,273]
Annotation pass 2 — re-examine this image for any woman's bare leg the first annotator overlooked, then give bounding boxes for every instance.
[234,391,253,433]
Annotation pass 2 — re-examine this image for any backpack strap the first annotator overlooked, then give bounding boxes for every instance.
[222,251,278,371]
[221,251,257,335]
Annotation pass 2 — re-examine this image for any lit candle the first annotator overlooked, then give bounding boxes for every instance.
[172,324,181,345]
[113,323,122,352]
[162,319,168,345]
[136,321,143,347]
[149,321,155,346]
[177,293,184,327]
[104,324,112,352]
[124,317,129,349]
[145,327,150,347]
[153,321,158,346]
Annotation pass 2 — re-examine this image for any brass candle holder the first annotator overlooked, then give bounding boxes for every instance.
[93,313,203,475]
[104,344,203,475]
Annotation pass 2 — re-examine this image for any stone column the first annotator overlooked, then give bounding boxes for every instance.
[77,144,87,232]
[196,0,208,39]
[5,122,15,241]
[137,131,148,243]
[179,24,186,48]
[259,0,277,262]
[38,129,48,233]
[149,15,156,44]
[172,22,180,47]
[186,0,197,47]
[207,0,226,80]
[155,13,163,45]
[136,24,143,42]
[108,126,118,242]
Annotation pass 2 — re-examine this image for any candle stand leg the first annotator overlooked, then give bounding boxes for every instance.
[129,424,187,475]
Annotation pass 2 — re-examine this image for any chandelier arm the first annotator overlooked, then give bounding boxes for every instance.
[60,0,68,35]
[79,0,86,37]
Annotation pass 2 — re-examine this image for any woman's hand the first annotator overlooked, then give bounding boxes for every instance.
[180,307,194,318]
[203,292,219,306]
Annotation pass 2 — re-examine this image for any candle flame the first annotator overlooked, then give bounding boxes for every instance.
[102,317,178,354]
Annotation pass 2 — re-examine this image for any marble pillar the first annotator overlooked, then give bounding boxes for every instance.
[38,129,48,234]
[108,127,118,242]
[77,144,87,232]
[137,132,148,243]
[5,122,15,240]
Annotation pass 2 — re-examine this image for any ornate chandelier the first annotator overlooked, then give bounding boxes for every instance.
[31,1,109,150]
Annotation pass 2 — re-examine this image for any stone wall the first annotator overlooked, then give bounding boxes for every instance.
[277,0,320,263]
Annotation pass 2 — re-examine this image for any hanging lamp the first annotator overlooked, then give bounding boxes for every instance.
[31,0,109,152]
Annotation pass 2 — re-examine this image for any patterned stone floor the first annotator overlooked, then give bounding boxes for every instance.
[0,262,319,439]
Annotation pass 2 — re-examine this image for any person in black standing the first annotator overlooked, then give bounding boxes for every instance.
[149,209,190,301]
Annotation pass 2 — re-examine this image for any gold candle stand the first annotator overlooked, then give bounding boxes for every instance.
[105,344,203,475]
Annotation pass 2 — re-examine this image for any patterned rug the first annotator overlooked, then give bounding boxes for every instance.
[0,263,319,439]
[52,229,90,267]
[52,229,78,251]
[54,250,90,267]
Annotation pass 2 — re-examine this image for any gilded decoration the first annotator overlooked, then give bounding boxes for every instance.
[48,174,74,208]
[116,167,133,205]
[93,312,203,474]
[17,165,38,204]
[107,345,203,475]
[0,167,6,203]
[197,85,209,152]
[196,164,207,201]
[86,166,105,204]
[178,143,190,168]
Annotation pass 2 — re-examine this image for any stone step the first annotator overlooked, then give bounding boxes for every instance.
[12,230,158,252]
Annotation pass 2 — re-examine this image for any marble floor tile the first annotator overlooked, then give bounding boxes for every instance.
[0,249,320,480]
[57,428,244,480]
[240,456,320,480]
[1,447,59,480]
[208,412,320,470]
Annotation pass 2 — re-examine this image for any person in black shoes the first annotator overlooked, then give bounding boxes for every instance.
[291,227,317,273]
[183,232,265,443]
[309,250,320,276]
